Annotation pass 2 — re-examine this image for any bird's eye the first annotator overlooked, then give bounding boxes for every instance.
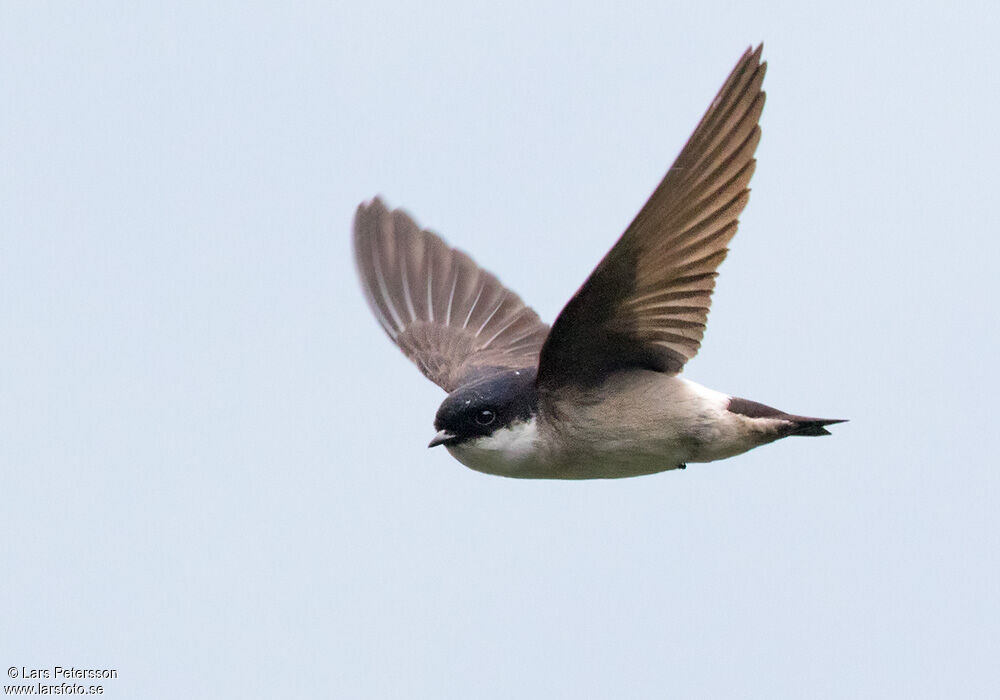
[475,409,496,426]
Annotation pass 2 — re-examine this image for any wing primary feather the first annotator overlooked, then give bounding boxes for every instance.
[676,157,757,227]
[625,285,714,306]
[462,279,487,329]
[426,254,435,322]
[369,227,404,337]
[398,252,418,323]
[475,291,508,337]
[673,106,763,218]
[445,273,458,326]
[536,47,766,389]
[639,59,764,236]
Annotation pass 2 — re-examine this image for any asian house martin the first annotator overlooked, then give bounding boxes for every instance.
[353,46,845,479]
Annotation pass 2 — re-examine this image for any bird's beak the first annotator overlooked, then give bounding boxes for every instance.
[428,430,456,448]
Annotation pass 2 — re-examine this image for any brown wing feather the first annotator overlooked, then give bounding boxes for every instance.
[353,198,550,392]
[537,46,767,389]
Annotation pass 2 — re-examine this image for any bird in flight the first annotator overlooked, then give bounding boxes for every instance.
[353,46,844,479]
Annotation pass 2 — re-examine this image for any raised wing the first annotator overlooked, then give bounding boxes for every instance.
[537,46,767,390]
[353,198,550,392]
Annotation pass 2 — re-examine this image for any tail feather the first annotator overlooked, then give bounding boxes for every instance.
[786,418,847,437]
[727,396,847,438]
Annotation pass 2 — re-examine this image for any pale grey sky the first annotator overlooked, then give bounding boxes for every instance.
[2,2,998,698]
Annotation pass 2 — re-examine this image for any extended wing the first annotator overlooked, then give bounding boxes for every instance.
[537,46,766,390]
[353,198,550,392]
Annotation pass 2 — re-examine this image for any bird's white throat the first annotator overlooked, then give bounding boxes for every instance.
[446,418,542,476]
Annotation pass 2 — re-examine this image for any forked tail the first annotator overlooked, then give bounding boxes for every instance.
[727,396,847,437]
[786,418,847,436]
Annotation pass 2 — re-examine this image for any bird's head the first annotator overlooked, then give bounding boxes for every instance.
[429,368,538,448]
